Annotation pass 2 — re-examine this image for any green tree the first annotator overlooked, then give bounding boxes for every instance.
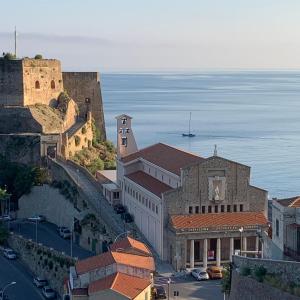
[3,52,16,60]
[0,187,8,215]
[0,223,8,244]
[34,54,43,59]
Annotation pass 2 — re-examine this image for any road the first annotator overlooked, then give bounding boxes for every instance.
[155,275,223,300]
[0,255,43,300]
[10,221,92,259]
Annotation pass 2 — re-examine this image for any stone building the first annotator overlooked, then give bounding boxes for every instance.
[116,114,269,269]
[272,196,300,260]
[0,56,106,164]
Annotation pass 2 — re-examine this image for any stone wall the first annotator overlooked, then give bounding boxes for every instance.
[0,134,41,165]
[0,58,24,106]
[23,59,63,106]
[229,270,300,300]
[62,72,106,139]
[232,255,300,284]
[9,233,75,298]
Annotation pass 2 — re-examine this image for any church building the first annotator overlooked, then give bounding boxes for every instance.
[116,114,269,270]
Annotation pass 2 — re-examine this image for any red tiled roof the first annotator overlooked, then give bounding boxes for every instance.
[170,212,268,230]
[277,196,300,208]
[75,250,155,275]
[121,143,203,175]
[110,236,152,256]
[126,171,173,198]
[88,272,151,299]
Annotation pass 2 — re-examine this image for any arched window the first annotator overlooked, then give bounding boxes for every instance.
[51,80,55,89]
[35,81,40,89]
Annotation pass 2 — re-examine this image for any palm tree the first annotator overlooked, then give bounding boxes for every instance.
[0,187,8,216]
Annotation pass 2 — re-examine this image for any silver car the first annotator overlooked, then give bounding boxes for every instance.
[3,248,17,260]
[33,277,48,288]
[191,268,209,281]
[42,286,56,299]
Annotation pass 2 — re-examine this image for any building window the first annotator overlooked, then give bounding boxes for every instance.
[208,206,212,213]
[113,192,119,199]
[121,137,127,147]
[51,80,55,89]
[139,194,141,202]
[121,117,127,125]
[148,168,150,174]
[145,199,148,207]
[88,237,90,245]
[227,205,231,212]
[221,205,224,212]
[276,219,279,237]
[240,204,243,212]
[156,205,158,214]
[195,206,199,214]
[142,197,145,204]
[189,206,193,214]
[215,205,218,213]
[162,175,164,181]
[202,206,206,213]
[133,191,135,198]
[35,80,40,89]
[233,204,237,212]
[152,203,155,212]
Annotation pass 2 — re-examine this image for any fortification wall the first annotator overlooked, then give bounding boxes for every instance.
[62,72,106,140]
[23,59,64,106]
[0,58,24,106]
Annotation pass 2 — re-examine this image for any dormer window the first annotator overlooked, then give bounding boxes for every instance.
[121,137,127,146]
[121,117,127,125]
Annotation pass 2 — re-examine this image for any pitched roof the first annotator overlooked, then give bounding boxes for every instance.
[170,212,268,230]
[276,196,300,208]
[75,250,155,275]
[110,236,152,256]
[125,171,173,198]
[121,143,203,175]
[88,272,151,299]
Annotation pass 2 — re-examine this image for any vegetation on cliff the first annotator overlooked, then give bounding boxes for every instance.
[2,52,16,60]
[71,119,116,175]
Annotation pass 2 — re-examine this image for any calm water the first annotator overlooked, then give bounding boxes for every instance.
[101,72,300,199]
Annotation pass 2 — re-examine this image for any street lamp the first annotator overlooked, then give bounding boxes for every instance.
[0,281,16,299]
[239,227,244,256]
[167,278,171,300]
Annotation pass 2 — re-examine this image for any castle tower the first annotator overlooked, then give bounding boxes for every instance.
[115,114,138,159]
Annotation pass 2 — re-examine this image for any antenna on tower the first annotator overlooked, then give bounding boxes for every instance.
[14,26,17,58]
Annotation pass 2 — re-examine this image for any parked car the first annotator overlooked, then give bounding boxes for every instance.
[59,228,71,239]
[153,285,167,299]
[207,266,223,279]
[42,286,56,299]
[0,215,13,222]
[121,212,134,223]
[114,204,126,214]
[27,215,46,222]
[3,248,17,260]
[33,277,48,288]
[191,268,209,280]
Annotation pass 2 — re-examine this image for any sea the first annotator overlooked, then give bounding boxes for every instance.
[101,72,300,199]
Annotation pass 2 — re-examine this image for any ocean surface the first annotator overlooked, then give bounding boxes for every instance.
[101,72,300,199]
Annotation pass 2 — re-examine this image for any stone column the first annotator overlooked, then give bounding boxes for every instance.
[203,238,208,268]
[190,239,195,268]
[229,237,234,262]
[255,236,259,253]
[243,237,247,257]
[216,238,221,267]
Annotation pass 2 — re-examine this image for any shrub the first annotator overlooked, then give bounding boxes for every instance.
[240,266,251,276]
[293,286,300,297]
[34,54,43,59]
[3,52,16,60]
[74,135,81,146]
[254,266,267,282]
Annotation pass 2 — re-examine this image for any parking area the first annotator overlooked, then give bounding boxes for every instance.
[154,274,223,300]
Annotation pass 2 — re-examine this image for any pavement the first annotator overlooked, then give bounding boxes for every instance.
[0,255,43,300]
[154,274,223,300]
[10,221,93,260]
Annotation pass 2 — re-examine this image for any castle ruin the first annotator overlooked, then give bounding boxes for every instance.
[0,57,106,164]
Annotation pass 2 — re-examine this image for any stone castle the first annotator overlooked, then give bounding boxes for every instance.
[0,56,106,164]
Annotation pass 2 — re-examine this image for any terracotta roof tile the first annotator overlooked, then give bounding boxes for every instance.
[75,250,155,275]
[121,143,203,175]
[110,236,152,256]
[88,272,151,299]
[277,196,300,208]
[171,212,268,230]
[126,171,173,198]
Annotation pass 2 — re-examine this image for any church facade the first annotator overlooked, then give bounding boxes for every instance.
[116,114,269,269]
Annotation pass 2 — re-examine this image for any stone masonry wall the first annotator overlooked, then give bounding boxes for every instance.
[9,234,75,298]
[0,58,24,106]
[63,72,106,140]
[23,59,63,106]
[229,270,300,300]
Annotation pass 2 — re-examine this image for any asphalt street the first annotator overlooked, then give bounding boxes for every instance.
[10,221,92,259]
[154,275,223,300]
[0,255,43,300]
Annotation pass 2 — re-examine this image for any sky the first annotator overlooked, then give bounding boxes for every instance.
[1,0,300,71]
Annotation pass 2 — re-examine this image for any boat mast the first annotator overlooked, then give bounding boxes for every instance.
[188,112,191,135]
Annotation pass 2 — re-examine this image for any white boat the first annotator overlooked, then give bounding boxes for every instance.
[182,112,196,137]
